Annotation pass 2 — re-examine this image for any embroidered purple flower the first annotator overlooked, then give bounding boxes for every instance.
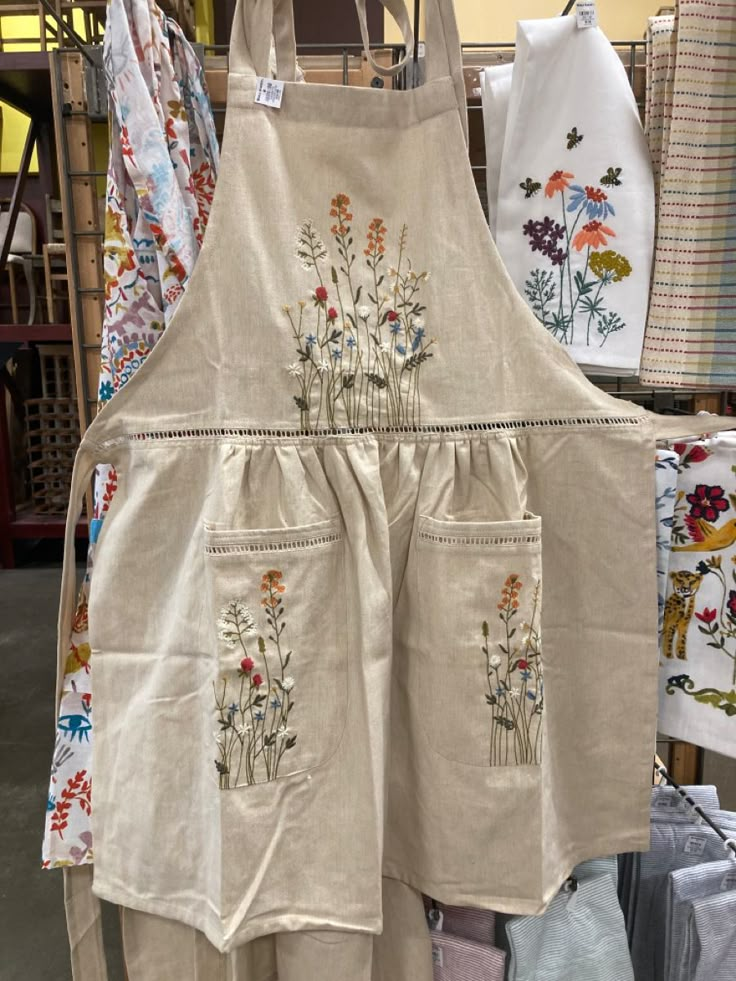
[523,217,566,261]
[686,484,730,522]
[567,184,616,220]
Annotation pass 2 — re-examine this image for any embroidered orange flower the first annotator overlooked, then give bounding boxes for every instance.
[330,193,353,235]
[545,170,574,197]
[498,574,523,610]
[365,217,388,257]
[572,220,616,251]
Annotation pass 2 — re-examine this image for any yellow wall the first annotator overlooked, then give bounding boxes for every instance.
[386,1,669,43]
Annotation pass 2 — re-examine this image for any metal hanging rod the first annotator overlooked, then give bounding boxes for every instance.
[656,763,736,859]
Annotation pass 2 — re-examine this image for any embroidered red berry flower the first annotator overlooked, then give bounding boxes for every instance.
[387,310,399,322]
[686,484,729,522]
[314,286,328,303]
[240,657,254,673]
[518,659,529,670]
[327,306,338,322]
[728,592,736,621]
[252,673,263,687]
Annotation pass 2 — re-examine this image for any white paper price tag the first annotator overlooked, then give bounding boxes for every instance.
[254,77,284,109]
[576,1,598,29]
[432,944,444,968]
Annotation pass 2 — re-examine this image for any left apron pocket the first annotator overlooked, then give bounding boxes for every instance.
[203,516,347,789]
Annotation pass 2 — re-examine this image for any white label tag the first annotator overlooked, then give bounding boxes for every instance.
[432,944,444,968]
[254,77,284,109]
[576,1,598,29]
[684,835,707,856]
[721,872,736,892]
[417,41,426,59]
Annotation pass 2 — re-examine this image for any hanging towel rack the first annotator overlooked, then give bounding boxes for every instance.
[656,763,736,859]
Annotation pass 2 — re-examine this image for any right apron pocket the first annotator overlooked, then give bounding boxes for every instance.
[203,516,347,789]
[414,512,544,768]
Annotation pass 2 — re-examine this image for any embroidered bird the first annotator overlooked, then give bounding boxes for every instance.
[64,641,92,676]
[672,515,736,552]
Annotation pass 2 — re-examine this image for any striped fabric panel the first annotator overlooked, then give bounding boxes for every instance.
[630,818,736,981]
[646,15,677,195]
[424,902,495,946]
[430,932,505,981]
[505,873,633,981]
[689,889,736,980]
[639,0,736,387]
[666,860,736,981]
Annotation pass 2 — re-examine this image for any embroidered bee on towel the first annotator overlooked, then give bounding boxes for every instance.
[600,166,623,187]
[566,127,584,150]
[519,177,542,199]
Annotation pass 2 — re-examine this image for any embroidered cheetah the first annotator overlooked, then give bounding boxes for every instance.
[662,570,705,660]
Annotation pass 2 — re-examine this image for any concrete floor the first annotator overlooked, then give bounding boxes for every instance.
[2,557,736,979]
[0,560,123,981]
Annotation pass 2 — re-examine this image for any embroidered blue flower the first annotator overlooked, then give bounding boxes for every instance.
[346,336,356,349]
[306,334,318,346]
[520,669,532,682]
[390,321,402,335]
[270,697,282,709]
[527,690,537,701]
[495,686,505,698]
[331,347,342,360]
[411,327,426,352]
[567,184,615,220]
[99,380,114,402]
[396,344,406,356]
[227,703,238,716]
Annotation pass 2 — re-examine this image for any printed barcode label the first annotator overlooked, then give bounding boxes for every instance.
[684,835,707,856]
[254,77,284,109]
[576,1,597,28]
[432,945,444,968]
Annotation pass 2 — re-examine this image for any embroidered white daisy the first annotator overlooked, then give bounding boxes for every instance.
[316,359,330,374]
[413,316,425,331]
[287,361,304,378]
[357,305,371,319]
[489,654,502,669]
[277,725,291,739]
[281,676,295,692]
[217,601,256,646]
[379,341,391,354]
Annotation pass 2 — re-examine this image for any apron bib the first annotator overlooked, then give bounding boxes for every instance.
[56,0,734,953]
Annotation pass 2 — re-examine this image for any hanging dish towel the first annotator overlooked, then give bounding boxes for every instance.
[639,0,736,387]
[41,0,219,875]
[645,15,676,198]
[666,860,736,981]
[658,432,736,759]
[685,889,736,981]
[480,63,513,239]
[493,16,655,376]
[505,865,634,981]
[429,931,506,981]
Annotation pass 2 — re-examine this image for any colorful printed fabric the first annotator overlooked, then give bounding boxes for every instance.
[491,16,655,376]
[42,0,218,869]
[656,449,679,636]
[639,1,736,387]
[658,433,736,758]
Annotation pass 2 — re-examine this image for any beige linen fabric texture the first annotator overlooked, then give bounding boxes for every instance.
[119,877,429,981]
[56,0,736,957]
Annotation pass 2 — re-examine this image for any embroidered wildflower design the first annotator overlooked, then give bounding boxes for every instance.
[482,575,543,766]
[522,135,631,347]
[213,573,297,788]
[283,193,435,430]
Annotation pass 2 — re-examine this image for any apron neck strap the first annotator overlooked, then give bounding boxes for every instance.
[229,0,297,81]
[354,0,468,142]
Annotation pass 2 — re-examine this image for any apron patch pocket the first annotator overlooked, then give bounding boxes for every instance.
[414,513,544,768]
[204,517,346,789]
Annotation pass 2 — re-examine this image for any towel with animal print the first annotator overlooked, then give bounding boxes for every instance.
[658,432,736,758]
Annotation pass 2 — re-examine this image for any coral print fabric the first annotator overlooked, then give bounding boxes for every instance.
[42,0,218,869]
[659,433,736,758]
[490,16,654,375]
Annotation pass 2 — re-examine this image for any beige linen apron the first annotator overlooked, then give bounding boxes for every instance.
[56,0,735,958]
